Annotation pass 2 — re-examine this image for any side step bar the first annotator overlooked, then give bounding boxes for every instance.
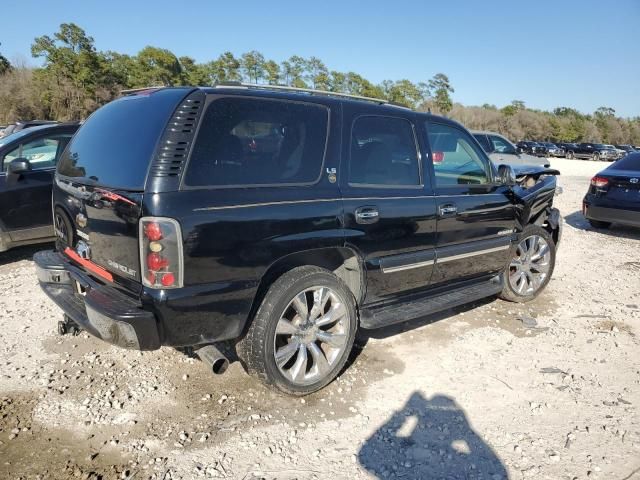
[360,275,503,329]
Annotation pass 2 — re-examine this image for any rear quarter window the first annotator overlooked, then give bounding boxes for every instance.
[609,154,640,171]
[183,97,329,187]
[57,90,186,190]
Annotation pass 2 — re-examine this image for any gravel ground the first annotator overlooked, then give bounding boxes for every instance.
[1,158,638,480]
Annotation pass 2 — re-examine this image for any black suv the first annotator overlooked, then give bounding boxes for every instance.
[35,86,562,395]
[516,141,547,157]
[568,143,617,161]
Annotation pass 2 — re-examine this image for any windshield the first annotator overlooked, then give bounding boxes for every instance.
[592,144,606,148]
[0,124,54,147]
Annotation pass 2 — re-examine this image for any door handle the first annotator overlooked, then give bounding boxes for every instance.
[438,204,458,217]
[355,206,379,224]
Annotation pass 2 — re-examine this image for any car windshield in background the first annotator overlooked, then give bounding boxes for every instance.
[57,90,184,190]
[0,124,54,147]
[592,144,607,149]
[609,154,640,171]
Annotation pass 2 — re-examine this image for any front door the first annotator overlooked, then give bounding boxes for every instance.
[0,131,73,234]
[422,121,516,286]
[341,108,437,303]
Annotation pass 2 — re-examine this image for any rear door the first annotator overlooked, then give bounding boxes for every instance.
[341,106,437,303]
[423,121,516,286]
[0,128,74,233]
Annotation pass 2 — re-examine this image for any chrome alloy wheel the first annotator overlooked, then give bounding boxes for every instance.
[508,235,551,295]
[273,286,351,386]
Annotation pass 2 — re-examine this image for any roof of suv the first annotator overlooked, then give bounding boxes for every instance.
[125,85,466,131]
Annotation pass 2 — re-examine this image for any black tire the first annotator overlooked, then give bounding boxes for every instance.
[588,219,611,229]
[238,266,357,396]
[566,151,574,160]
[592,152,600,162]
[54,207,74,249]
[500,225,556,303]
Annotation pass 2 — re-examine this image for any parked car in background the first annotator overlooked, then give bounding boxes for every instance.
[33,85,562,396]
[569,143,617,161]
[0,122,80,252]
[516,141,548,157]
[538,142,565,157]
[0,120,59,138]
[583,153,640,229]
[472,131,549,167]
[615,145,637,154]
[555,142,579,157]
[604,144,626,160]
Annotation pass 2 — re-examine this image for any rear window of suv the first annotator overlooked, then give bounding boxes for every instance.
[183,97,329,187]
[57,90,185,190]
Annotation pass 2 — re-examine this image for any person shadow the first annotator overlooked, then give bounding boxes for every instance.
[358,392,508,480]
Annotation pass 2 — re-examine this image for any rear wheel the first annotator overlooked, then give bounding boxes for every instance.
[500,225,556,303]
[238,266,357,396]
[588,219,611,229]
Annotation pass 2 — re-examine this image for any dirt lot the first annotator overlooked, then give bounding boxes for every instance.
[1,158,639,480]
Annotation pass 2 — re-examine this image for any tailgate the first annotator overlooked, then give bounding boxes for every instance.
[54,178,143,286]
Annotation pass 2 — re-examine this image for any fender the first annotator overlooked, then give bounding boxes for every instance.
[510,167,560,227]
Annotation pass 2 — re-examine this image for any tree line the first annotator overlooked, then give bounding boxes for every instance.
[1,23,638,145]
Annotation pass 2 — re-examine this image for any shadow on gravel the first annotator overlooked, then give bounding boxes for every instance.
[358,392,507,480]
[565,211,640,240]
[0,242,54,267]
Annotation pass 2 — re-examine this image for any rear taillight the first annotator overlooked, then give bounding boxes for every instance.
[432,151,445,164]
[139,217,183,289]
[590,176,609,189]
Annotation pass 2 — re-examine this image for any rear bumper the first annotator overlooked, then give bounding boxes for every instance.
[583,203,640,228]
[35,250,161,350]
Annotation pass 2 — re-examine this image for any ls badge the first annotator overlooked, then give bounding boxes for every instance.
[326,167,337,183]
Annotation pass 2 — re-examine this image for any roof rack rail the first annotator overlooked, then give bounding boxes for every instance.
[119,86,166,95]
[214,82,411,109]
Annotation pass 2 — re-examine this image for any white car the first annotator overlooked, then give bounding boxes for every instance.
[472,131,550,168]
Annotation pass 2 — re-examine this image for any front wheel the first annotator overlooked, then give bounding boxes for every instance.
[566,151,574,160]
[592,152,600,162]
[238,266,357,396]
[500,225,556,303]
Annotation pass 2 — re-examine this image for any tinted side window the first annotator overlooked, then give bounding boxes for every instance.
[349,116,420,186]
[426,122,491,187]
[184,97,328,187]
[473,134,492,153]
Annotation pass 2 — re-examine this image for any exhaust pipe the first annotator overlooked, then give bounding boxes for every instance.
[197,344,229,375]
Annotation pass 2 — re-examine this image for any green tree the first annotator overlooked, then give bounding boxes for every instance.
[305,56,329,89]
[428,73,454,114]
[281,55,308,88]
[30,23,113,119]
[381,79,429,108]
[132,46,184,86]
[206,52,242,84]
[263,60,280,85]
[0,43,10,75]
[179,56,209,85]
[241,50,265,83]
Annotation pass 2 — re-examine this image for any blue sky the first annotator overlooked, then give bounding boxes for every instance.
[2,0,639,117]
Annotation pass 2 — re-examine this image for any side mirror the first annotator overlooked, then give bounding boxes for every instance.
[8,158,32,175]
[498,164,516,186]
